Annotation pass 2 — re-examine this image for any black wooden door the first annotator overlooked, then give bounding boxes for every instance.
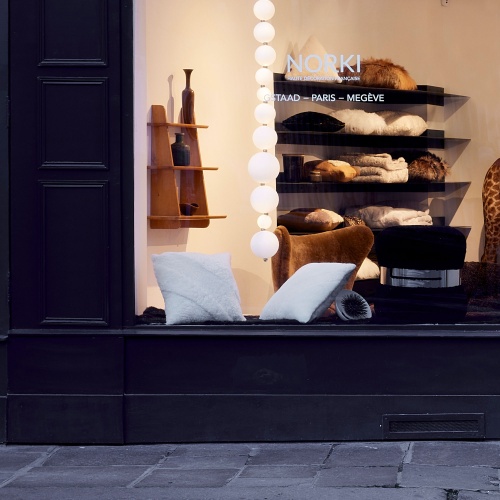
[9,0,134,329]
[0,0,9,335]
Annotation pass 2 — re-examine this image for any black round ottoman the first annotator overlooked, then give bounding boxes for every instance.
[373,225,468,323]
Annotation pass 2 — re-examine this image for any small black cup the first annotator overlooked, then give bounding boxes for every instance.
[282,154,305,182]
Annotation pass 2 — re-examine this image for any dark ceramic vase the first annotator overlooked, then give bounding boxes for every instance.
[179,202,199,216]
[182,69,195,138]
[171,132,190,166]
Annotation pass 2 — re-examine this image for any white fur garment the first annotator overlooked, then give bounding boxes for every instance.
[345,205,433,229]
[350,166,409,183]
[337,153,408,171]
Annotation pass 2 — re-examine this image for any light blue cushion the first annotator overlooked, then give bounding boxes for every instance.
[152,252,246,325]
[260,262,356,323]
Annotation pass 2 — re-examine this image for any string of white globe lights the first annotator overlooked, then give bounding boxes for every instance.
[249,0,280,260]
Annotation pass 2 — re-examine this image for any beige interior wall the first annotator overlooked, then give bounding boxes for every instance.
[135,0,276,315]
[135,0,500,315]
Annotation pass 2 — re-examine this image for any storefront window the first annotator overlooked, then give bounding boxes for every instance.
[135,0,500,327]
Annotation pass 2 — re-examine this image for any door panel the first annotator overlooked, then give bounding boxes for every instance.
[39,78,109,169]
[40,0,108,66]
[9,0,132,328]
[40,181,109,325]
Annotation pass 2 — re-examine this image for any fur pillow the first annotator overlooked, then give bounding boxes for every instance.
[340,57,417,90]
[376,110,427,136]
[277,208,344,233]
[331,109,386,135]
[304,160,359,182]
[331,109,427,137]
[392,150,450,182]
[343,215,366,227]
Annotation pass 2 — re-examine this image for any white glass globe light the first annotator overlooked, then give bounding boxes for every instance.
[254,103,276,124]
[253,0,275,21]
[252,126,277,150]
[250,185,279,213]
[257,86,272,102]
[255,67,273,86]
[248,151,280,183]
[253,22,275,43]
[257,214,273,230]
[251,230,279,259]
[255,45,276,66]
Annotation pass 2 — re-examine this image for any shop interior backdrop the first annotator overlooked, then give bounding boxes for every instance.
[133,0,499,315]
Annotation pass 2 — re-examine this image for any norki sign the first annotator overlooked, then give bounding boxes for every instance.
[286,53,361,82]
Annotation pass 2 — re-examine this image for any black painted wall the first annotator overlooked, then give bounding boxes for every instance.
[8,0,135,329]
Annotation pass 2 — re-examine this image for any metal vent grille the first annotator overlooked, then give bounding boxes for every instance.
[383,413,485,440]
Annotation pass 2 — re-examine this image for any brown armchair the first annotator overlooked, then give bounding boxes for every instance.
[271,225,375,292]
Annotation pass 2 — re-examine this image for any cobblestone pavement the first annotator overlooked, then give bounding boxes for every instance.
[0,441,499,499]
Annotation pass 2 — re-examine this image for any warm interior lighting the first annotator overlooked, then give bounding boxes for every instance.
[252,125,278,150]
[255,67,273,86]
[253,0,275,20]
[254,102,276,124]
[253,21,275,44]
[248,151,280,183]
[250,185,279,213]
[255,45,277,67]
[250,0,279,260]
[251,230,280,259]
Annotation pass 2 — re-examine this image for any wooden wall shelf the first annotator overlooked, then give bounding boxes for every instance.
[147,105,226,229]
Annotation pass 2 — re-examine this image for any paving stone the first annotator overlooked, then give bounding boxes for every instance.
[0,472,16,483]
[411,441,500,467]
[401,464,499,491]
[162,446,249,469]
[230,477,315,487]
[136,468,239,488]
[325,442,408,467]
[44,445,176,467]
[4,466,149,488]
[169,443,252,455]
[239,465,319,478]
[0,486,449,500]
[316,465,398,487]
[229,465,318,487]
[458,492,500,499]
[0,452,47,472]
[0,446,54,453]
[246,442,332,465]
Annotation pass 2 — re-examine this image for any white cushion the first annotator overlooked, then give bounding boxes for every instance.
[356,257,380,280]
[376,110,428,136]
[260,262,356,323]
[331,109,386,135]
[152,252,246,325]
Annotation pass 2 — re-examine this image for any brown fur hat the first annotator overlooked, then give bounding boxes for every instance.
[341,58,417,90]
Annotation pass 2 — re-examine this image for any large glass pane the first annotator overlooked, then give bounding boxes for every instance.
[135,0,500,327]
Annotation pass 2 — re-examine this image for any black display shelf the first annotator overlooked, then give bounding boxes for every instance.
[276,125,469,150]
[276,180,470,194]
[273,73,469,106]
